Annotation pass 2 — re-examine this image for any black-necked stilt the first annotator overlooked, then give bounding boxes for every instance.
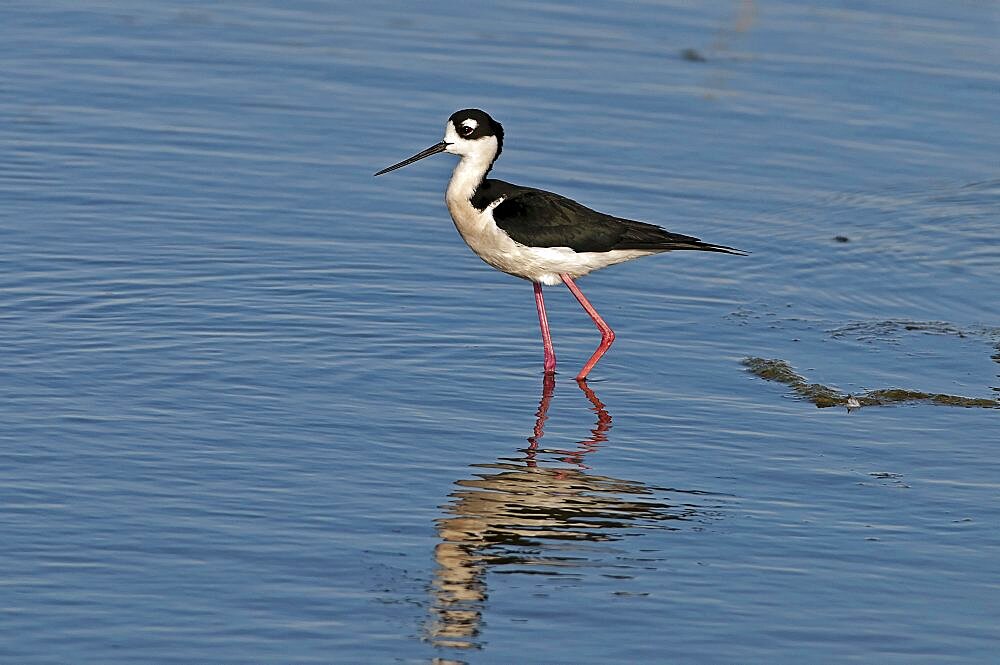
[375,108,744,380]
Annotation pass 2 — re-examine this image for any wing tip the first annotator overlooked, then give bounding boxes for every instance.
[704,243,748,256]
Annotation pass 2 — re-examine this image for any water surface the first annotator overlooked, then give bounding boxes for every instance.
[1,1,998,663]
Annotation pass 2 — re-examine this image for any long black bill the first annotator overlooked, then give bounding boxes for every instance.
[374,141,449,176]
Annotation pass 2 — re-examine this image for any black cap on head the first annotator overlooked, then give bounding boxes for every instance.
[450,109,503,147]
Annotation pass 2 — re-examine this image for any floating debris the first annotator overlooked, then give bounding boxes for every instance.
[834,235,850,243]
[680,48,707,62]
[743,357,999,409]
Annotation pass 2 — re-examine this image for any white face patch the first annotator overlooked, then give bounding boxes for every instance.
[443,121,460,145]
[461,119,478,132]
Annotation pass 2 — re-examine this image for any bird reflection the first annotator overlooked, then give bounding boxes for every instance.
[427,375,709,651]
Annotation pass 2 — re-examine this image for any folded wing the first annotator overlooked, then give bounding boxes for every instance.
[481,180,743,255]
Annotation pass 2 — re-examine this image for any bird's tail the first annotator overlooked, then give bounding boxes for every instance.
[615,219,747,255]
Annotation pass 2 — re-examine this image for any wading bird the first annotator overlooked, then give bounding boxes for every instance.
[375,109,743,380]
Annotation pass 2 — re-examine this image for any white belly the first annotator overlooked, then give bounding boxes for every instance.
[467,233,653,285]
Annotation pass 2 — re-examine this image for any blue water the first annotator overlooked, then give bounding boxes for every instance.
[1,1,998,663]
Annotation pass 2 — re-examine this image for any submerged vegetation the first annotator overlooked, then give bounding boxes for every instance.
[743,357,999,410]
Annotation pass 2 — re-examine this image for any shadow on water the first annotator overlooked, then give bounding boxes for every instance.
[426,375,719,653]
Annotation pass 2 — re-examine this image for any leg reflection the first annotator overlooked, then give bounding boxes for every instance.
[525,374,610,469]
[427,376,705,651]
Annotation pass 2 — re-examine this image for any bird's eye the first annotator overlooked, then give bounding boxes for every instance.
[460,124,474,137]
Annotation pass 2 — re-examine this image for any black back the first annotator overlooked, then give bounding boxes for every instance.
[473,179,742,254]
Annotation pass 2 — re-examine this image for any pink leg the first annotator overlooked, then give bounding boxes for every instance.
[560,274,615,381]
[534,282,557,374]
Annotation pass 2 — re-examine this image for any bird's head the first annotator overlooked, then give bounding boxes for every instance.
[374,109,504,176]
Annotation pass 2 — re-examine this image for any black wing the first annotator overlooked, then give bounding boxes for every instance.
[478,179,743,254]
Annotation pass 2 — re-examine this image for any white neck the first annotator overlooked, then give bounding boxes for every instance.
[446,152,492,205]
